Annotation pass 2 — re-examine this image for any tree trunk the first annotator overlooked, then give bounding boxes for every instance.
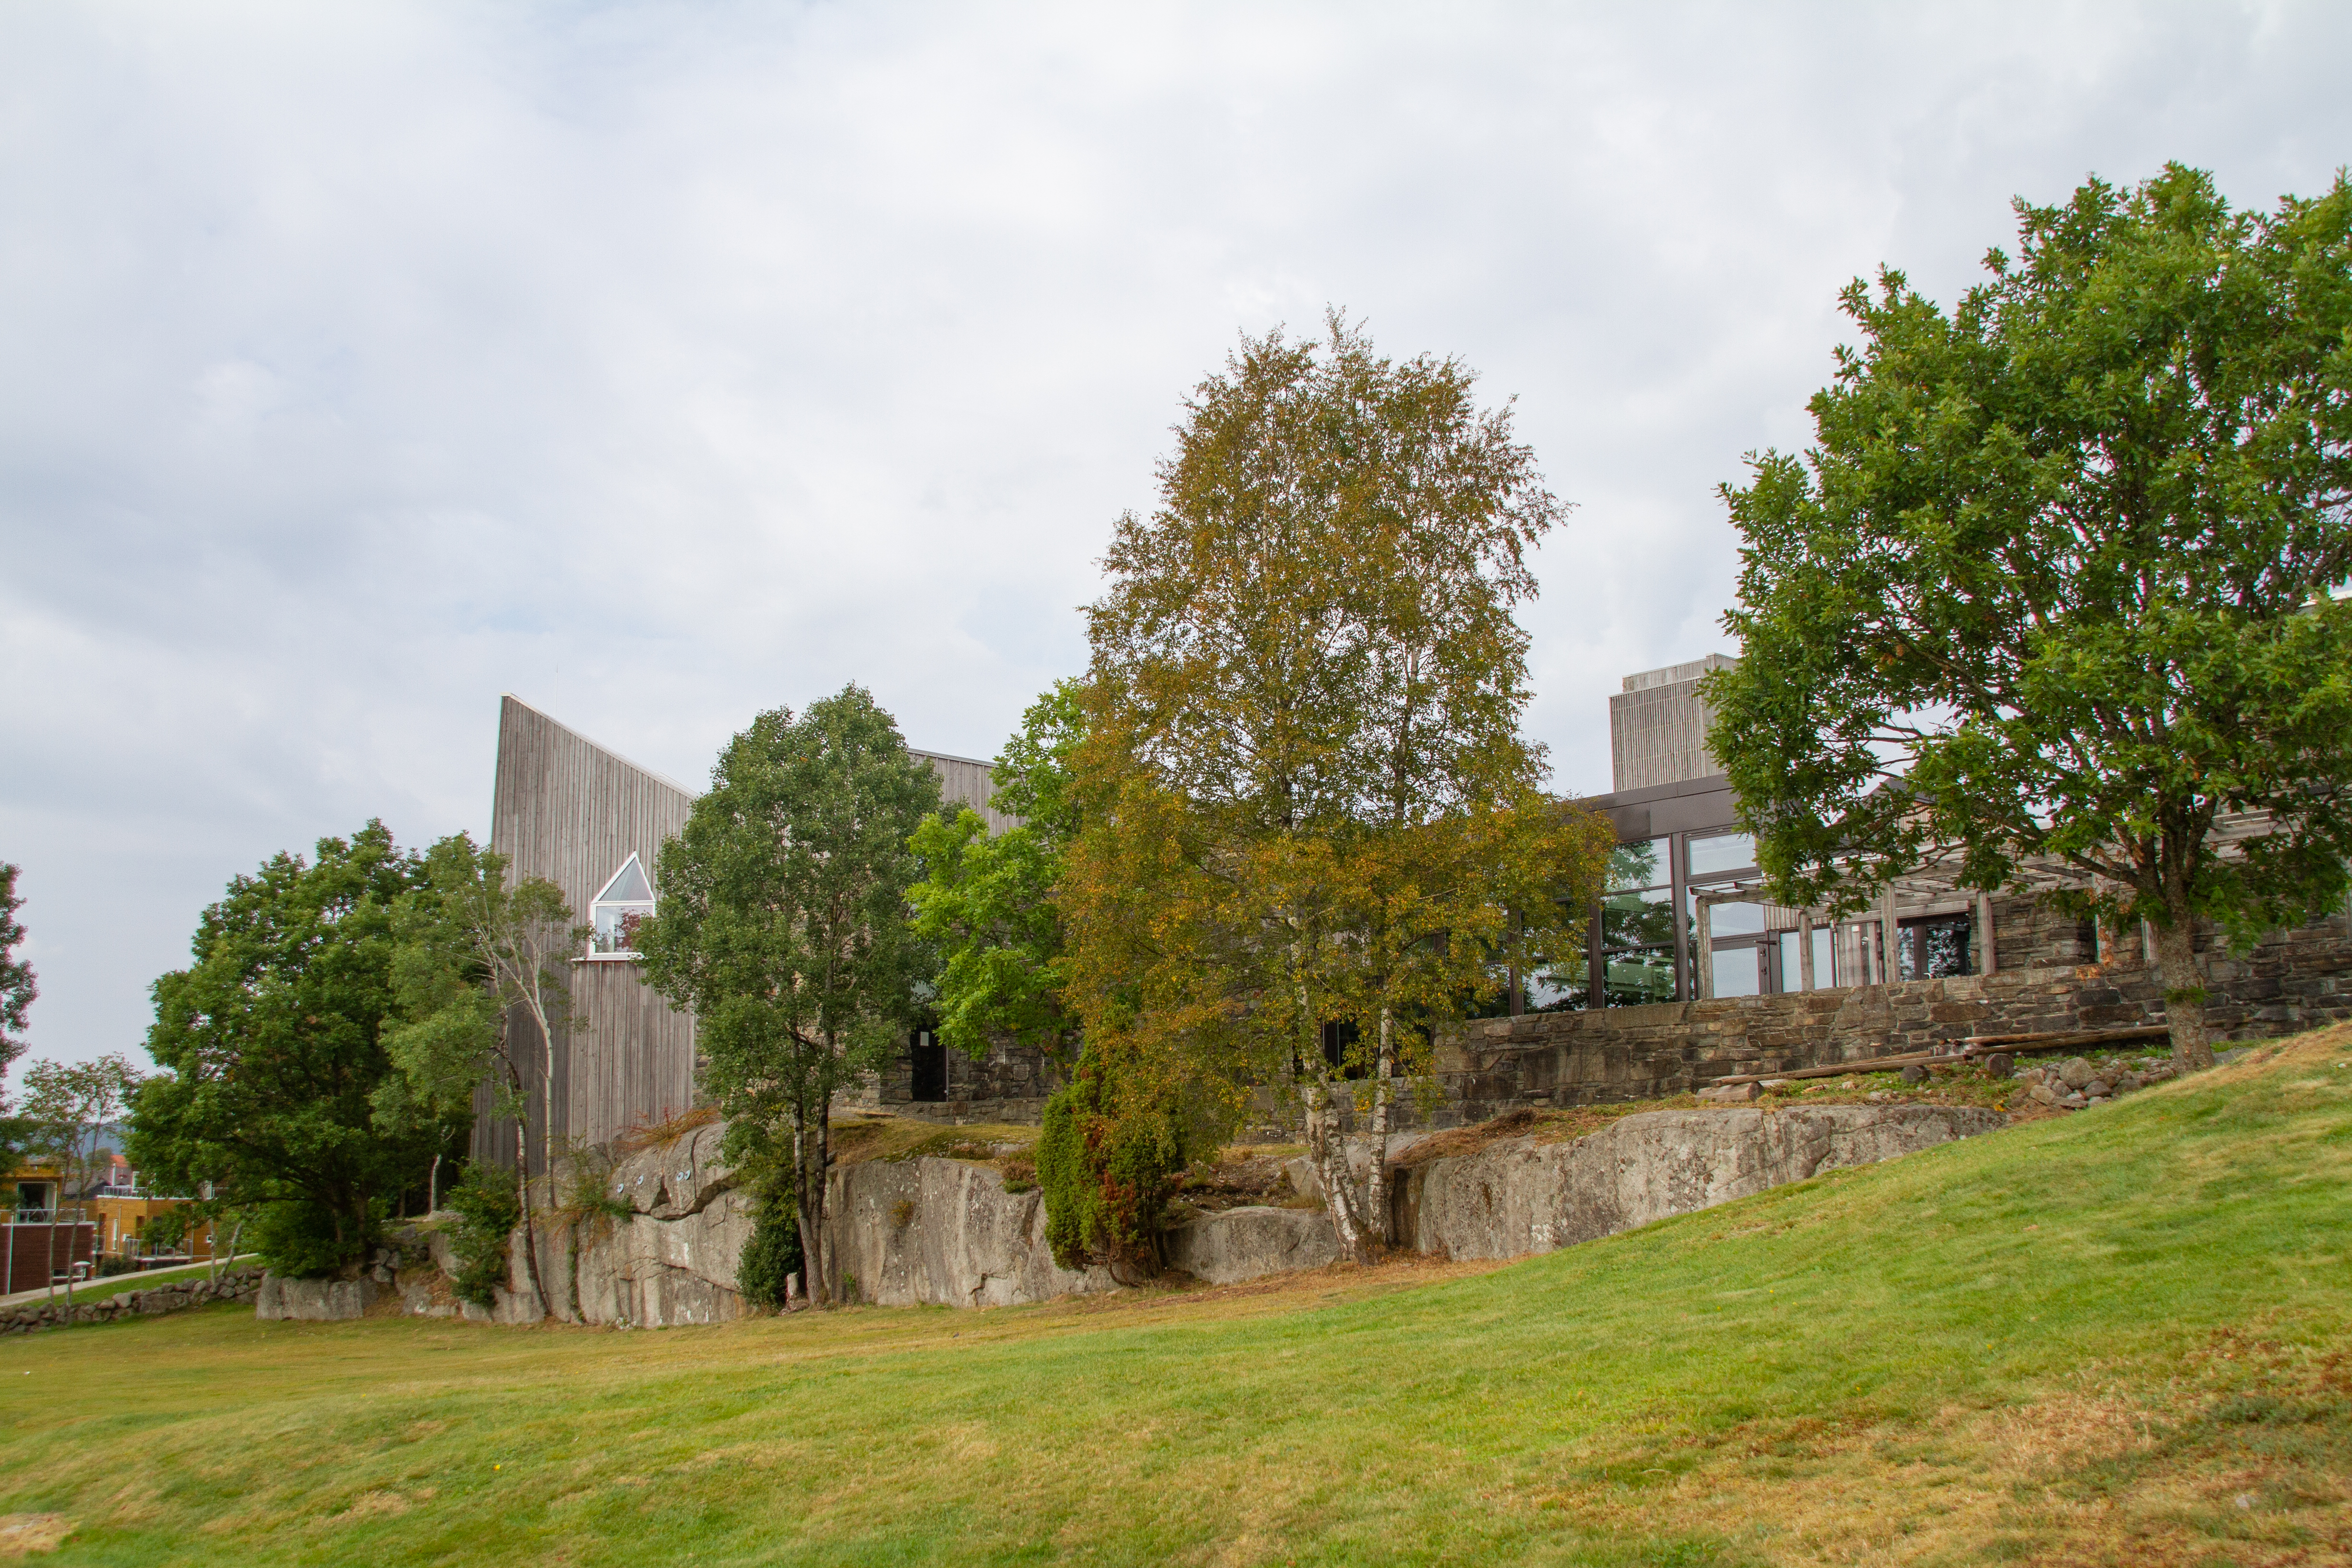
[791,1109,816,1310]
[2152,915,2216,1072]
[513,1111,551,1321]
[1363,1007,1395,1248]
[816,1101,838,1303]
[1302,1079,1371,1265]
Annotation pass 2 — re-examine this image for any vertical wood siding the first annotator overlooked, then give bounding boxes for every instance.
[474,698,1005,1166]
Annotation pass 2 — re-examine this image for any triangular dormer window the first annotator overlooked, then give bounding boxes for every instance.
[589,852,656,959]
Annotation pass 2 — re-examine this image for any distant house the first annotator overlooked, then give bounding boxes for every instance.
[475,696,1030,1169]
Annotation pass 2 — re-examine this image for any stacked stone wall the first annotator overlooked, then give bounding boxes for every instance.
[2,1267,263,1334]
[1440,910,2352,1124]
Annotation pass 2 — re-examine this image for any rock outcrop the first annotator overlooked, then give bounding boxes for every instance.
[255,1274,381,1321]
[1161,1206,1341,1285]
[569,1120,756,1328]
[1397,1103,2003,1261]
[830,1156,1115,1306]
[399,1101,2007,1326]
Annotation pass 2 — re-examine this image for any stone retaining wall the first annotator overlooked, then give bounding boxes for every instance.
[1440,913,2352,1123]
[2,1267,263,1334]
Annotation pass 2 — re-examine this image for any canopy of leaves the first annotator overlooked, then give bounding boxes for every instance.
[1711,164,2352,949]
[0,861,32,1078]
[129,822,444,1273]
[908,679,1086,1059]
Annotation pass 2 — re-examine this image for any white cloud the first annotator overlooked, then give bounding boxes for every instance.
[3,0,2348,1068]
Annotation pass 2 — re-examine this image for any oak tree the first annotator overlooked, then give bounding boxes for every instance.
[1710,166,2352,1069]
[131,823,444,1275]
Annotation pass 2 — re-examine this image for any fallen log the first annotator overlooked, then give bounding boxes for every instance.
[1705,1025,2175,1086]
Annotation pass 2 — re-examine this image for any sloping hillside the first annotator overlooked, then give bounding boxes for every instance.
[4,1024,2348,1566]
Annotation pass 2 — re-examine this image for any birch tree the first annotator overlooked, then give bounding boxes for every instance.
[635,687,941,1306]
[1070,315,1607,1262]
[378,832,582,1320]
[1710,166,2352,1070]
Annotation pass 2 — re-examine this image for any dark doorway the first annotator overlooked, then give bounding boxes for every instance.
[910,1030,947,1102]
[1320,1019,1367,1079]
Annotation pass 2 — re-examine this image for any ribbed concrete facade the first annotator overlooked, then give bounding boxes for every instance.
[1607,654,1736,793]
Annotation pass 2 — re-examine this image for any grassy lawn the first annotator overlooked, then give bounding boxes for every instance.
[3,1026,2349,1566]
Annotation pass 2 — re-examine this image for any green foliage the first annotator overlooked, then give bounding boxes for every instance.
[0,861,33,1078]
[908,680,1087,1060]
[19,1053,143,1199]
[736,1198,803,1310]
[253,1197,383,1280]
[142,1206,191,1252]
[1710,165,2352,1063]
[130,821,443,1276]
[443,1161,521,1309]
[377,833,577,1159]
[1036,1041,1186,1271]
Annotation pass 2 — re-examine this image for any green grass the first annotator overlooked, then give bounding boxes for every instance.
[5,1027,2350,1566]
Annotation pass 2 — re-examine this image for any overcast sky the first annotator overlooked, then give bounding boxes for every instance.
[4,1,2348,1075]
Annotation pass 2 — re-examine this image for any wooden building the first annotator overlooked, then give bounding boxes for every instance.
[474,696,1016,1165]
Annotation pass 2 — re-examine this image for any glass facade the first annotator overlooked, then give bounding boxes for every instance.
[1685,831,1757,877]
[1603,947,1677,1006]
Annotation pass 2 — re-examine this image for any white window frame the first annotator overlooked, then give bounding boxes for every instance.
[587,852,656,961]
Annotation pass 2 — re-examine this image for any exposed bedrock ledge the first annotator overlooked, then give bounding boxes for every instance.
[1162,1206,1342,1285]
[453,1103,2001,1325]
[1398,1103,2005,1261]
[828,1157,1116,1307]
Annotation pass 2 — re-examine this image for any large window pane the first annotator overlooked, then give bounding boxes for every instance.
[1607,839,1666,892]
[1601,886,1676,948]
[1603,947,1677,1006]
[1712,946,1763,997]
[1697,898,1766,936]
[1686,831,1757,878]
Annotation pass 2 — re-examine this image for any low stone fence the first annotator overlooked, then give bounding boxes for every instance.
[1439,914,2352,1123]
[1,1267,264,1335]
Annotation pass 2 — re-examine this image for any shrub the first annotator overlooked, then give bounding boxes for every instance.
[444,1161,521,1308]
[736,1197,802,1310]
[1036,1041,1186,1271]
[252,1197,376,1278]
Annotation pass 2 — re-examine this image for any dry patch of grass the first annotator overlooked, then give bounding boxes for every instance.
[827,1113,1039,1172]
[0,1514,72,1558]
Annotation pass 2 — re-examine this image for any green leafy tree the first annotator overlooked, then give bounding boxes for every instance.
[0,862,36,1161]
[0,863,32,1075]
[1710,165,2352,1070]
[908,679,1087,1062]
[1068,314,1607,1262]
[377,831,583,1320]
[130,822,443,1276]
[634,686,943,1306]
[21,1053,144,1204]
